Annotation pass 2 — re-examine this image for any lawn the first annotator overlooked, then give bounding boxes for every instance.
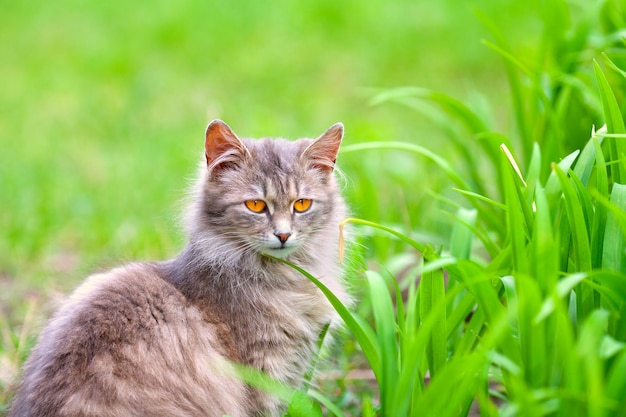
[2,0,626,415]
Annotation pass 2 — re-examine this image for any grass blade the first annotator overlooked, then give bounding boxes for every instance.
[419,249,447,379]
[340,217,428,257]
[365,270,398,416]
[577,310,610,417]
[340,142,471,191]
[594,60,626,183]
[591,137,609,271]
[554,165,591,272]
[605,350,626,414]
[602,183,626,274]
[264,255,382,382]
[530,182,559,293]
[553,164,594,319]
[501,148,530,276]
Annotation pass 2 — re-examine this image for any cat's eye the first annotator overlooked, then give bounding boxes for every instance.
[245,200,267,213]
[293,198,312,213]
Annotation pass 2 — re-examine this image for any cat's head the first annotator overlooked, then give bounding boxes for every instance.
[189,120,345,262]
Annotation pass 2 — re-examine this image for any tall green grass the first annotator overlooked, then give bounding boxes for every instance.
[284,1,626,415]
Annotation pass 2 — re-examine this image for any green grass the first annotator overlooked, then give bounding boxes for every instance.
[306,0,626,414]
[3,0,626,415]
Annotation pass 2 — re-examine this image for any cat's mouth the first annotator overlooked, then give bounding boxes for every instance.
[254,232,299,258]
[262,245,298,259]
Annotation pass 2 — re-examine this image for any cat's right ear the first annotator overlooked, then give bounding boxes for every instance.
[204,120,250,175]
[302,123,344,174]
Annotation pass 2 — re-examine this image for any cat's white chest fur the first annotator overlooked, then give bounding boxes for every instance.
[240,264,344,416]
[246,262,344,374]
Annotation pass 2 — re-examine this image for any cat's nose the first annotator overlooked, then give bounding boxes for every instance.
[274,232,291,244]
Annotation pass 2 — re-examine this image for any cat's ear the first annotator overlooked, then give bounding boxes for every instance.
[302,123,344,173]
[204,120,250,174]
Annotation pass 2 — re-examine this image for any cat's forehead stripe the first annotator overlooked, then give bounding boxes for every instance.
[290,177,298,197]
[264,180,277,198]
[262,176,301,200]
[252,184,265,197]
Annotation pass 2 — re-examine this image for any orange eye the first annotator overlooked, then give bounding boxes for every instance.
[293,198,312,213]
[245,200,267,213]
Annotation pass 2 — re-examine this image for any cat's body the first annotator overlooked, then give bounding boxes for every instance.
[9,120,349,417]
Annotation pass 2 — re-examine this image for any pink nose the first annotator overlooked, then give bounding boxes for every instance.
[274,233,291,244]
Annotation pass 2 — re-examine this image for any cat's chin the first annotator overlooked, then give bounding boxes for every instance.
[261,246,298,259]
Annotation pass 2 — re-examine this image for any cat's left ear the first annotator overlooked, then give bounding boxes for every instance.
[204,120,250,175]
[302,123,344,173]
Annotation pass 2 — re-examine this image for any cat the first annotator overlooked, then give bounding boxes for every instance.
[8,120,350,417]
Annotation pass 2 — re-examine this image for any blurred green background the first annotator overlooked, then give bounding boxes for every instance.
[0,0,600,397]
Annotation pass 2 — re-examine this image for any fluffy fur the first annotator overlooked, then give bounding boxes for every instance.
[9,120,349,417]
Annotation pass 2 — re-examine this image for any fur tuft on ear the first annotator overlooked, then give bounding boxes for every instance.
[204,120,250,175]
[302,123,344,173]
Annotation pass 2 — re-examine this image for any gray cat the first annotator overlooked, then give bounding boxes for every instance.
[8,120,349,417]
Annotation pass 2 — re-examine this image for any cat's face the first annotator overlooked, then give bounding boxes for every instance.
[196,120,343,260]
